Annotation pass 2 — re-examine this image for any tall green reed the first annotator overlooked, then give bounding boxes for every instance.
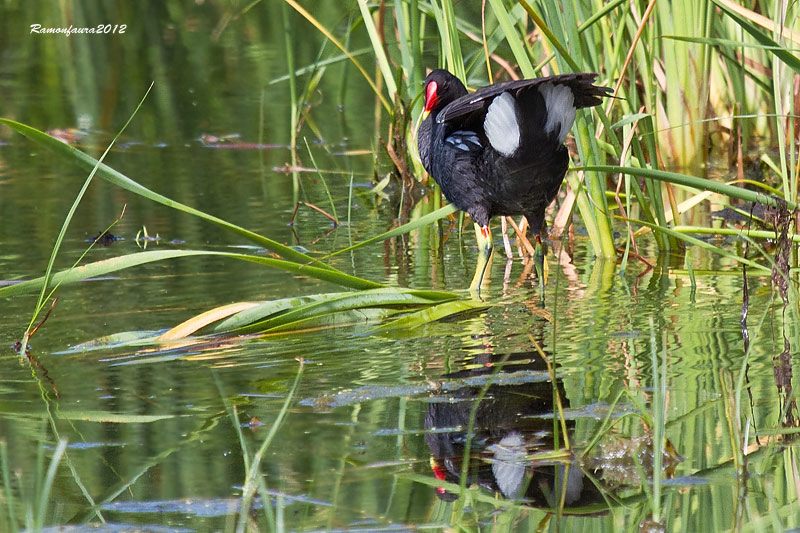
[275,0,799,269]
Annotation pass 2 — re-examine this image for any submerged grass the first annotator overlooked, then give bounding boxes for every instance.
[0,434,68,531]
[228,360,304,533]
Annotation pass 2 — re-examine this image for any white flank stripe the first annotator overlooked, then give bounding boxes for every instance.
[484,92,520,157]
[539,82,576,143]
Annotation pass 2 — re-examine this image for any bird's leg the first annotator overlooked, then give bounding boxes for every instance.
[470,223,494,294]
[533,234,549,290]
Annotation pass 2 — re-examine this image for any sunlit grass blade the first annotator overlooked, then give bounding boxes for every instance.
[282,0,390,111]
[213,287,456,333]
[317,203,458,263]
[580,165,796,210]
[159,302,262,341]
[222,288,458,334]
[0,249,383,299]
[370,298,489,332]
[712,0,800,75]
[356,0,397,100]
[622,218,770,272]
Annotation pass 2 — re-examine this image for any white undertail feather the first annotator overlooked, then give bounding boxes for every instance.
[489,432,526,500]
[539,82,576,143]
[484,92,520,157]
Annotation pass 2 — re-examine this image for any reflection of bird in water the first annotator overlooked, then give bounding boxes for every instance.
[423,352,602,507]
[417,69,612,292]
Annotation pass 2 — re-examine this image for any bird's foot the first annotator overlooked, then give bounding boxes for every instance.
[469,224,494,297]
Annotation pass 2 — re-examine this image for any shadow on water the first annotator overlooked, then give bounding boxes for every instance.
[424,348,606,509]
[422,343,683,518]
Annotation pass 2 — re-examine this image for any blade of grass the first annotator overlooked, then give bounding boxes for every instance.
[0,249,383,299]
[235,360,303,533]
[487,0,535,77]
[621,217,770,272]
[429,0,465,79]
[16,84,153,357]
[357,0,397,100]
[228,288,457,334]
[713,0,800,45]
[579,165,796,210]
[34,438,67,531]
[268,48,374,85]
[283,0,390,111]
[316,203,457,263]
[370,298,488,332]
[713,0,800,74]
[214,287,457,333]
[281,1,299,185]
[672,225,800,243]
[302,138,338,223]
[158,302,262,340]
[517,0,580,72]
[0,441,16,530]
[662,35,800,51]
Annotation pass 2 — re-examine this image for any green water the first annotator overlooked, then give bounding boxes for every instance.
[2,2,799,532]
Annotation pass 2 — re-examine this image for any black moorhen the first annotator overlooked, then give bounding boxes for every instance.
[417,69,611,291]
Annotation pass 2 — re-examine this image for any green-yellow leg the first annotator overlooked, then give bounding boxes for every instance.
[532,235,547,290]
[470,223,494,294]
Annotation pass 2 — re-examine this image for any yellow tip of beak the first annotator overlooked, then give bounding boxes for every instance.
[414,109,431,140]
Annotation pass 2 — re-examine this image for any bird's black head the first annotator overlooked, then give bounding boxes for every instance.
[422,69,468,116]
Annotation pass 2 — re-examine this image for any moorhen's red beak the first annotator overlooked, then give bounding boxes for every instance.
[415,80,439,140]
[422,80,438,121]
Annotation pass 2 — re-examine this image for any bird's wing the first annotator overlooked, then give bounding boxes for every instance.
[437,73,610,124]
